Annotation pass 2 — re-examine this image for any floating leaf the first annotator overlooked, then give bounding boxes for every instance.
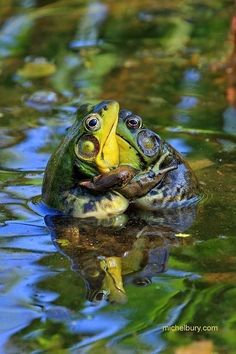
[17,58,56,78]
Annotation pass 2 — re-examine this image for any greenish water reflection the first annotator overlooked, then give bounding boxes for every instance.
[0,0,236,353]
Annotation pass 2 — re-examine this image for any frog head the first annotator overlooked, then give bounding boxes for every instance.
[116,109,162,170]
[73,100,120,176]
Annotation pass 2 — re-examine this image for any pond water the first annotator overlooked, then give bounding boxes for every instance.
[0,0,236,353]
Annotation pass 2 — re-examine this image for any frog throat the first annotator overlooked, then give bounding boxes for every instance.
[77,159,99,177]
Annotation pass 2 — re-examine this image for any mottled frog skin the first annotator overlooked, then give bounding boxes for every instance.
[42,101,199,218]
[42,101,128,218]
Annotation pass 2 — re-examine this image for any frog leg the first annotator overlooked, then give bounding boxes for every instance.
[80,153,171,194]
[134,162,199,210]
[152,151,170,173]
[79,165,136,192]
[124,152,177,202]
[134,180,181,210]
[79,152,176,200]
[62,187,129,219]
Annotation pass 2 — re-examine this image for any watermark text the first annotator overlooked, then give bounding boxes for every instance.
[162,325,218,333]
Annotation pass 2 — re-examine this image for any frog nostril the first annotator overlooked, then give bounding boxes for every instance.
[103,104,108,111]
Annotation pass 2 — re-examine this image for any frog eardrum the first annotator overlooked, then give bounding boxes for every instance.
[137,129,160,157]
[75,134,100,160]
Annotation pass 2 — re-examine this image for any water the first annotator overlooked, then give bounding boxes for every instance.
[0,1,236,353]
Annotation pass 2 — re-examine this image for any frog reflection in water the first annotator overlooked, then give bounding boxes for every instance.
[45,208,195,304]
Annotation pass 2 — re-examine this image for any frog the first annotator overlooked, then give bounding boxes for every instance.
[42,100,129,218]
[82,108,199,209]
[118,109,200,208]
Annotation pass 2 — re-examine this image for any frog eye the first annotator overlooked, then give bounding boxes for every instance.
[84,114,101,131]
[125,115,142,129]
[75,134,100,160]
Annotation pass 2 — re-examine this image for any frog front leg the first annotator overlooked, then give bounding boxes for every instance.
[116,151,177,198]
[80,152,176,199]
[80,166,136,192]
[119,164,176,198]
[152,151,171,172]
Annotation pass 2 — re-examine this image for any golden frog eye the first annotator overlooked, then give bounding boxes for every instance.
[137,129,160,157]
[84,114,101,131]
[75,134,100,160]
[125,115,142,129]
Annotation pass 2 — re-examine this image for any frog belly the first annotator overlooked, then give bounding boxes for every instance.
[62,189,129,218]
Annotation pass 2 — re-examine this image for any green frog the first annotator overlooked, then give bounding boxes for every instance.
[42,100,129,218]
[82,108,199,209]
